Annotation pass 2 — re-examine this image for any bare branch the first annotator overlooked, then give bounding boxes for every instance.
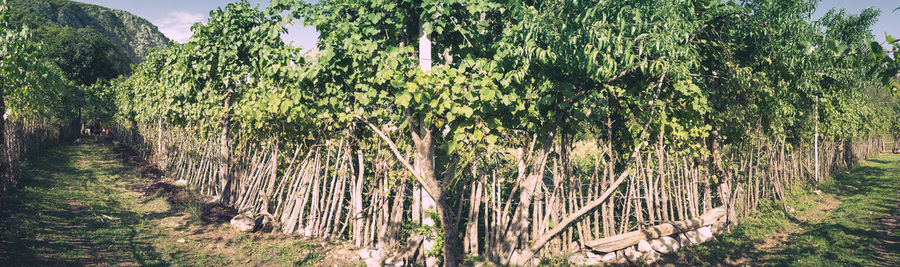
[511,70,668,265]
[360,119,442,200]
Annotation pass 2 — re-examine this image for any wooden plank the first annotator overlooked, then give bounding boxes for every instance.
[584,206,726,252]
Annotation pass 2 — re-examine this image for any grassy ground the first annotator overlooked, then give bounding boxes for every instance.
[0,139,345,266]
[668,153,900,266]
[2,140,898,266]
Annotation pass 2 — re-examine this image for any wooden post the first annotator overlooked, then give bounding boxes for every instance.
[0,81,8,192]
[416,16,441,267]
[814,100,819,183]
[353,150,364,245]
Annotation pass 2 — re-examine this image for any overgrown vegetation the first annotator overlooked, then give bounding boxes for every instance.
[0,139,329,266]
[0,0,172,193]
[670,154,900,266]
[4,0,170,71]
[2,0,899,266]
[99,0,900,265]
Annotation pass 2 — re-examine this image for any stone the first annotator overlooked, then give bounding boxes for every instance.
[230,213,256,232]
[368,249,387,267]
[624,246,643,264]
[370,249,385,260]
[365,257,382,267]
[642,249,661,264]
[582,257,602,266]
[359,248,384,259]
[637,240,653,253]
[600,252,618,262]
[357,248,372,259]
[649,236,681,253]
[676,233,692,247]
[358,248,385,267]
[814,190,822,195]
[625,244,661,264]
[176,238,186,243]
[583,250,602,259]
[384,257,404,267]
[711,220,728,234]
[174,179,188,186]
[569,253,603,266]
[568,254,588,265]
[682,226,715,245]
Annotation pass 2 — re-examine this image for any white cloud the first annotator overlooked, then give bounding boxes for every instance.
[156,11,206,43]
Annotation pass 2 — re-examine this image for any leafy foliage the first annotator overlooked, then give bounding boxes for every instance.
[37,25,128,86]
[1,2,73,119]
[104,0,900,264]
[121,1,304,140]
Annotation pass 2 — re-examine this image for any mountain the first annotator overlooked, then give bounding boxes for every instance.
[6,0,171,65]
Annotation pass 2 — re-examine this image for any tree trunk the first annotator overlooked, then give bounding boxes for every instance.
[262,141,279,214]
[500,130,555,264]
[510,138,648,265]
[220,89,234,204]
[708,129,736,226]
[585,206,726,252]
[0,83,8,191]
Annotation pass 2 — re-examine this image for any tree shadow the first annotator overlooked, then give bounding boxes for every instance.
[0,142,171,266]
[658,155,900,266]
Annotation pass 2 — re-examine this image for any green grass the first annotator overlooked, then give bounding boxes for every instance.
[0,140,169,266]
[0,139,327,266]
[670,154,900,266]
[9,140,896,266]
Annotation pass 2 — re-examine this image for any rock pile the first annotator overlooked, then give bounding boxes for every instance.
[230,212,256,232]
[569,207,725,265]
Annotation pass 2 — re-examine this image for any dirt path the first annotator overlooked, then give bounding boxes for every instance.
[0,139,347,266]
[668,154,900,266]
[723,193,843,266]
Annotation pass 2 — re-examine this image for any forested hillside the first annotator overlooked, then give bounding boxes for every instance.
[5,0,170,81]
[0,0,171,195]
[1,0,899,266]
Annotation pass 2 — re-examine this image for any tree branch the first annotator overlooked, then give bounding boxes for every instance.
[511,70,668,265]
[361,119,442,201]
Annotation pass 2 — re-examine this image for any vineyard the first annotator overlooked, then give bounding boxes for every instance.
[1,0,900,266]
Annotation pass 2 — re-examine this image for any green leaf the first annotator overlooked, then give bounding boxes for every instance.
[396,92,412,107]
[424,22,433,35]
[479,87,496,101]
[485,134,498,145]
[358,93,371,105]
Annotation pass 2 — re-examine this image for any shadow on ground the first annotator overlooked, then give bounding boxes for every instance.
[1,139,341,266]
[661,154,900,266]
[0,140,169,266]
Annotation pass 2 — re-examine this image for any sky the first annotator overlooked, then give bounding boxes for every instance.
[75,0,899,52]
[812,0,900,48]
[73,0,320,51]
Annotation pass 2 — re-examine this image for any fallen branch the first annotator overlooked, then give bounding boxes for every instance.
[584,206,725,252]
[510,71,668,266]
[510,138,647,265]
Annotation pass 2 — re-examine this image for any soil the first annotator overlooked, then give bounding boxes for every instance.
[0,139,363,266]
[725,194,842,266]
[662,154,900,266]
[202,203,238,224]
